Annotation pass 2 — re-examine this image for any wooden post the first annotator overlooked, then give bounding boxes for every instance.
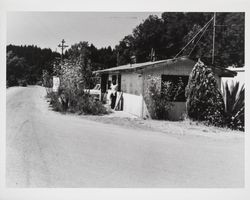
[58,39,68,62]
[212,13,216,65]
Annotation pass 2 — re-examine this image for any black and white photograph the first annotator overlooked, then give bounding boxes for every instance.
[0,0,249,199]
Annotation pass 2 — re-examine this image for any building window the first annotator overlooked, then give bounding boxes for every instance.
[107,80,111,89]
[112,75,117,83]
[161,75,189,102]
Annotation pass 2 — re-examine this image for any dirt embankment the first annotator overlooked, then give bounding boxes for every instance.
[79,111,244,141]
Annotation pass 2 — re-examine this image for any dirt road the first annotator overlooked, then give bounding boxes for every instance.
[6,86,244,187]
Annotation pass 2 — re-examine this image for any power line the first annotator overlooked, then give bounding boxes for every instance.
[174,16,214,59]
[188,20,212,56]
[212,13,216,64]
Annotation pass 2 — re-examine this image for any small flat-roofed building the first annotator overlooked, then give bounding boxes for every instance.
[95,57,236,120]
[221,66,245,90]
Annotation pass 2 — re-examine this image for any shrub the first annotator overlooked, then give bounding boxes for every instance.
[222,81,244,131]
[76,94,108,115]
[46,91,66,112]
[46,42,108,116]
[42,70,53,87]
[144,75,174,120]
[18,79,27,87]
[185,60,225,126]
[47,87,108,115]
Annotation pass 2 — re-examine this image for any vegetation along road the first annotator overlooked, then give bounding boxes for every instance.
[6,86,244,187]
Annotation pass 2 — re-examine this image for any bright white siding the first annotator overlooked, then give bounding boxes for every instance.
[221,69,244,90]
[122,93,143,117]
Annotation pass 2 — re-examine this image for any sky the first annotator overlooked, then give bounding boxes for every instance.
[7,12,162,52]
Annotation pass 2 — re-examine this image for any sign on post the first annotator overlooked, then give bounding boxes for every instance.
[52,76,60,92]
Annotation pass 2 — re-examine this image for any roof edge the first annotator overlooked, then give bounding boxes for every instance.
[93,56,193,74]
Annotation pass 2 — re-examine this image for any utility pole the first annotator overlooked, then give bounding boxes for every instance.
[58,39,68,62]
[212,13,216,65]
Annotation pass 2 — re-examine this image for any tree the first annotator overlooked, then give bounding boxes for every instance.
[183,12,244,67]
[7,44,60,84]
[66,42,94,89]
[48,42,108,115]
[6,51,29,86]
[114,12,244,68]
[185,60,225,126]
[132,15,165,62]
[115,13,203,64]
[115,35,135,65]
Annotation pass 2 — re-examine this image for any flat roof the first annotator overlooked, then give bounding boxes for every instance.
[94,59,172,74]
[94,57,237,77]
[227,67,245,72]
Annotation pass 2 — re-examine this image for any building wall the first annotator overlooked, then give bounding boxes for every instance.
[120,72,144,116]
[142,59,195,77]
[117,61,195,120]
[121,72,143,96]
[141,60,195,120]
[221,68,244,90]
[122,93,143,117]
[114,59,224,121]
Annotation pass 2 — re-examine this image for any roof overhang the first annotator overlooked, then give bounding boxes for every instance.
[93,57,194,75]
[93,57,237,78]
[210,66,237,77]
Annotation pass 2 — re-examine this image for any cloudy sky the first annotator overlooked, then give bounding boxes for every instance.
[7,12,161,52]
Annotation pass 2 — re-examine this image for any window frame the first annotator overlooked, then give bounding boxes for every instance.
[161,74,189,102]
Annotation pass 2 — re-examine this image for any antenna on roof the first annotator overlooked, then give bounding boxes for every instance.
[150,48,155,62]
[130,55,136,64]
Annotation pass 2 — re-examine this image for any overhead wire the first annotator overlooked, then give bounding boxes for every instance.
[188,20,213,56]
[174,16,214,59]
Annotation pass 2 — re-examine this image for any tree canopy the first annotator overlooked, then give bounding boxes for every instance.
[115,12,244,67]
[7,12,244,87]
[7,44,60,85]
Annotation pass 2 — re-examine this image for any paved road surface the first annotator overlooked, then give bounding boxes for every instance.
[6,86,244,187]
